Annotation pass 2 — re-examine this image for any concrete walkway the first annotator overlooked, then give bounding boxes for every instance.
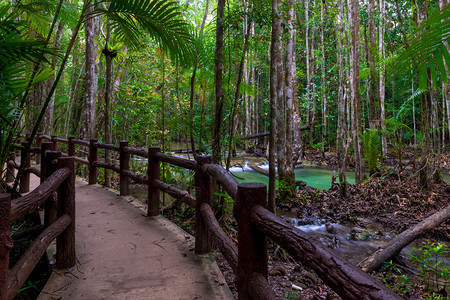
[35,176,233,300]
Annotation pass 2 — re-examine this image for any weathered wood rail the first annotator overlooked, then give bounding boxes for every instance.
[2,139,75,300]
[1,134,401,300]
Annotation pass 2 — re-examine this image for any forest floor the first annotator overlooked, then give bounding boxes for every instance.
[165,149,450,299]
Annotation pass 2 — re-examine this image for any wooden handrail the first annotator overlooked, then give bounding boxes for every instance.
[12,133,401,300]
[155,152,197,170]
[72,138,89,146]
[199,202,237,273]
[1,153,76,300]
[10,168,70,221]
[251,205,401,300]
[7,214,71,300]
[202,163,238,199]
[95,142,120,151]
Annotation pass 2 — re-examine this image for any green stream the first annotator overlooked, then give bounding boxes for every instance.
[230,164,355,190]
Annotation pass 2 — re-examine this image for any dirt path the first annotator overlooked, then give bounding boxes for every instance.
[37,176,232,300]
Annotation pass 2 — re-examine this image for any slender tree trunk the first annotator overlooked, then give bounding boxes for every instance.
[379,0,387,158]
[269,0,282,213]
[305,0,311,128]
[348,0,363,185]
[226,19,251,170]
[368,0,377,131]
[280,0,297,200]
[395,0,409,48]
[82,0,99,141]
[337,0,347,196]
[320,0,327,157]
[212,0,225,165]
[103,23,113,188]
[189,0,209,161]
[309,16,317,146]
[44,22,64,134]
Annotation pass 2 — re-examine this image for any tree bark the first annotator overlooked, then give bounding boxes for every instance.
[359,205,450,273]
[226,17,252,171]
[82,0,99,141]
[103,22,113,188]
[269,0,282,213]
[337,0,348,195]
[368,0,378,131]
[320,0,327,156]
[348,0,363,185]
[189,0,209,161]
[44,22,64,135]
[379,0,387,158]
[212,0,226,165]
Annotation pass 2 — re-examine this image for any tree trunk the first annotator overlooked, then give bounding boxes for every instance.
[379,0,387,158]
[320,0,327,156]
[226,16,252,170]
[348,0,363,185]
[82,1,99,141]
[337,0,347,196]
[212,0,225,165]
[269,0,282,213]
[103,23,113,188]
[279,0,297,201]
[189,0,209,161]
[44,22,64,135]
[368,0,377,131]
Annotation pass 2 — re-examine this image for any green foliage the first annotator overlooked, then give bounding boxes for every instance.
[95,0,194,66]
[409,242,449,294]
[379,260,410,296]
[361,129,381,175]
[390,4,450,91]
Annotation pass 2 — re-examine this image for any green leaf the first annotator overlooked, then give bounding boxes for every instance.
[441,44,450,70]
[429,58,437,89]
[419,63,427,91]
[436,48,448,85]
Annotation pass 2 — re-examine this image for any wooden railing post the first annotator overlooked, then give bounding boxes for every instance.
[56,157,75,269]
[44,151,61,228]
[88,139,98,185]
[194,156,212,254]
[51,135,58,151]
[120,141,130,196]
[234,183,268,300]
[0,194,12,300]
[68,136,75,157]
[19,141,31,193]
[40,142,54,184]
[35,132,42,164]
[147,147,160,216]
[5,153,15,183]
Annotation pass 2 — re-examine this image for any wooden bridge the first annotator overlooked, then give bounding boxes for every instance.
[1,134,401,300]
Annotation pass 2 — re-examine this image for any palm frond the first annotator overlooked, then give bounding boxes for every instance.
[389,5,450,91]
[93,0,195,66]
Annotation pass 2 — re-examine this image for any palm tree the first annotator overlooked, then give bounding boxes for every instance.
[5,0,194,191]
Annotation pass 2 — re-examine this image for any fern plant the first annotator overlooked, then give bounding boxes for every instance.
[361,129,382,175]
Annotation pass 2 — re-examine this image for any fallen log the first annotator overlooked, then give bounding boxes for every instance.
[248,162,271,177]
[244,126,309,139]
[358,204,450,273]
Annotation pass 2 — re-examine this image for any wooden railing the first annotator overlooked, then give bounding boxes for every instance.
[1,141,75,300]
[2,134,401,300]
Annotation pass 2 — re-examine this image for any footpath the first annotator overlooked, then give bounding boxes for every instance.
[31,175,232,299]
